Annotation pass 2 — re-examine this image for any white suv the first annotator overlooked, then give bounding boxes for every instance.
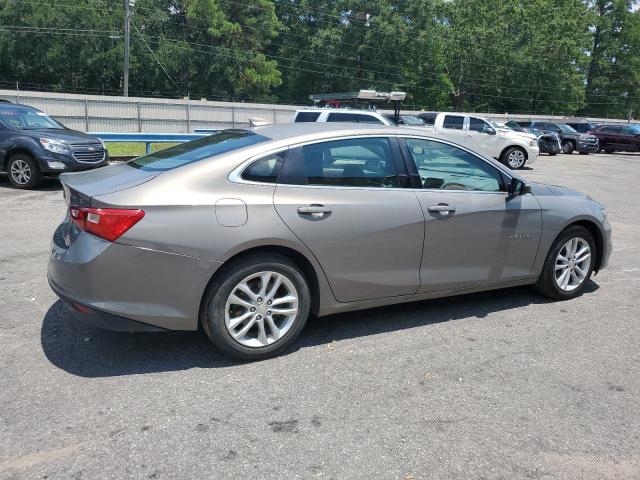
[292,109,395,125]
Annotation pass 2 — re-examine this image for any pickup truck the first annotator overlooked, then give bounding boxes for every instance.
[427,113,539,169]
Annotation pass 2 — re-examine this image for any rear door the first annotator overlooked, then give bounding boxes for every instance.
[399,137,542,292]
[439,114,467,146]
[273,136,424,302]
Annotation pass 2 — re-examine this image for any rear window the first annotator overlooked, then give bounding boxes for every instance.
[294,111,321,123]
[128,130,269,172]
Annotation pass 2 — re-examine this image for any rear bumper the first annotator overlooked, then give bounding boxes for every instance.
[49,276,166,332]
[47,228,221,331]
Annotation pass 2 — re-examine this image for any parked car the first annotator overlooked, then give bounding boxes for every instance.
[428,113,539,169]
[0,102,108,189]
[530,122,598,154]
[48,123,611,360]
[587,124,640,153]
[563,121,600,134]
[292,109,394,125]
[504,120,562,155]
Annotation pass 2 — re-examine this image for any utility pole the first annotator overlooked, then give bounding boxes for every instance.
[123,0,134,96]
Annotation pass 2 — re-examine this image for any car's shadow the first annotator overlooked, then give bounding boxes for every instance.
[41,282,599,378]
[0,174,62,191]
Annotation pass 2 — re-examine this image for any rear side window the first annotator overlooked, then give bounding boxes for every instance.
[128,130,269,171]
[294,111,321,123]
[443,115,464,130]
[284,137,399,188]
[241,152,284,183]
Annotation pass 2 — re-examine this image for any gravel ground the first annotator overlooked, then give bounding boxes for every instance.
[0,152,638,480]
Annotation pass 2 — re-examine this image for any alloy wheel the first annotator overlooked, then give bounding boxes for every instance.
[508,149,525,169]
[10,159,31,185]
[554,237,591,292]
[224,271,299,348]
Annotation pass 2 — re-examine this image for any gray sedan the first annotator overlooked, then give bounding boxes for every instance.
[48,124,612,360]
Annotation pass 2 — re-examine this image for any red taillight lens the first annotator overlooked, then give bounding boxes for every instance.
[70,207,144,242]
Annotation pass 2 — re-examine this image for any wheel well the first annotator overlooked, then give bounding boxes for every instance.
[198,245,322,325]
[568,220,604,272]
[499,145,527,161]
[2,148,35,171]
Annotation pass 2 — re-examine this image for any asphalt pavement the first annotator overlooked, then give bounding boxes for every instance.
[0,152,639,479]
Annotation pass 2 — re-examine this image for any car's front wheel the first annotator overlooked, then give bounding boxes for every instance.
[7,154,43,189]
[534,225,596,300]
[561,140,575,154]
[501,147,527,169]
[202,253,311,360]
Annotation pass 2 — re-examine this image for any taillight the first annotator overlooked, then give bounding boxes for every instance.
[70,207,144,242]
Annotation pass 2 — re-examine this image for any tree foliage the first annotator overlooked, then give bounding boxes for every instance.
[0,0,638,117]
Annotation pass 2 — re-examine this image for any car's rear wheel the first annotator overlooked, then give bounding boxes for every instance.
[561,140,575,154]
[501,147,527,169]
[534,225,596,300]
[202,253,311,360]
[7,154,42,189]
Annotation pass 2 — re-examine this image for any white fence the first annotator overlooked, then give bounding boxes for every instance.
[0,89,633,133]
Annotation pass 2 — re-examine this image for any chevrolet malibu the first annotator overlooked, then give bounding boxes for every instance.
[48,124,612,360]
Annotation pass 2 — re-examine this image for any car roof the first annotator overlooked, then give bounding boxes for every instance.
[251,122,402,140]
[0,103,38,112]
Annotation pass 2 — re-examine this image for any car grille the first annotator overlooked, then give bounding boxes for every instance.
[70,143,105,163]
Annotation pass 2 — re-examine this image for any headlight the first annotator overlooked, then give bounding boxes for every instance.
[98,138,107,151]
[579,134,590,141]
[529,139,536,147]
[40,138,70,154]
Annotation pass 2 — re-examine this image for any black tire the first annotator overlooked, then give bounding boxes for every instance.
[548,152,557,156]
[6,153,43,189]
[561,140,575,154]
[500,146,527,169]
[604,149,615,154]
[201,253,311,360]
[534,225,596,300]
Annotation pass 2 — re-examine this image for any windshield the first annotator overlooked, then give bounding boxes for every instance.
[401,115,425,125]
[128,129,270,171]
[558,124,577,134]
[0,109,64,130]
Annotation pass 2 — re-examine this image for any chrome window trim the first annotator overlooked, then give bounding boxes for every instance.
[228,133,515,192]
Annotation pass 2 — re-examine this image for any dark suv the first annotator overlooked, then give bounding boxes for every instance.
[530,121,599,154]
[588,124,640,153]
[0,102,108,189]
[564,121,599,134]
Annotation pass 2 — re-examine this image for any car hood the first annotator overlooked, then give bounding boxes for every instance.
[529,181,594,200]
[20,128,102,144]
[60,162,160,201]
[500,129,536,141]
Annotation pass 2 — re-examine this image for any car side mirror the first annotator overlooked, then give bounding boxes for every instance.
[508,178,531,196]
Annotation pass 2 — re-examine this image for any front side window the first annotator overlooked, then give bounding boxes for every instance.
[129,129,269,171]
[357,114,383,124]
[241,152,285,183]
[558,124,577,134]
[327,112,358,123]
[469,117,493,133]
[443,115,464,130]
[290,137,399,188]
[403,138,502,192]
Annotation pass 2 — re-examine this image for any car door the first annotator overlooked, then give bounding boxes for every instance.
[399,137,543,293]
[465,116,501,158]
[273,136,425,303]
[620,126,640,151]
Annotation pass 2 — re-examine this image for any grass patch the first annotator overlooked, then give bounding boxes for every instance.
[105,142,178,157]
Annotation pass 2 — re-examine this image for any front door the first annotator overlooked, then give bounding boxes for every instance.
[400,137,543,293]
[465,116,501,158]
[274,136,425,303]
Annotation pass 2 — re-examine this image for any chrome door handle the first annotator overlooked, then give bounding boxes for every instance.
[297,205,332,214]
[427,204,456,215]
